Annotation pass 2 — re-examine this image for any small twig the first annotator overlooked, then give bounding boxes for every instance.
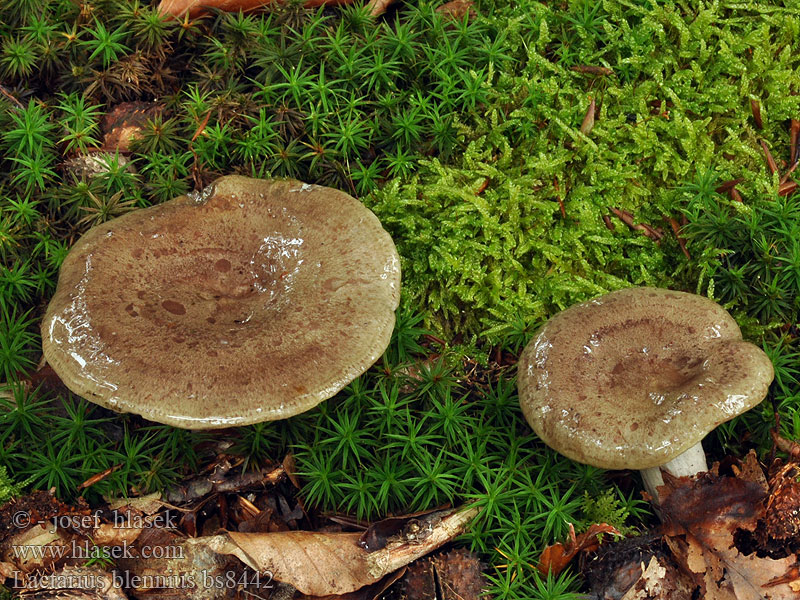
[750,99,763,130]
[610,207,634,226]
[0,84,24,109]
[637,222,663,241]
[761,139,779,175]
[610,207,661,241]
[779,160,798,185]
[191,110,212,143]
[715,178,743,193]
[423,333,447,348]
[571,65,613,76]
[730,187,743,202]
[790,119,799,165]
[580,97,596,136]
[602,215,614,231]
[668,217,690,259]
[476,178,489,195]
[78,464,122,490]
[772,429,800,460]
[778,180,798,197]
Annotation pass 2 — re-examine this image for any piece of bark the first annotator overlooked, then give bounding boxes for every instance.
[403,549,483,600]
[572,65,614,76]
[432,548,484,600]
[403,559,436,600]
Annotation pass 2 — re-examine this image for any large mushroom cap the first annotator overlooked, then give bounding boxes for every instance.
[517,287,774,470]
[42,176,401,429]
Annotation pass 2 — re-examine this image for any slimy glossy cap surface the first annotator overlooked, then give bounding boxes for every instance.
[517,287,774,470]
[42,176,401,429]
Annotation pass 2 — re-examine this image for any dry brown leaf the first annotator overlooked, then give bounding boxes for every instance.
[200,506,478,596]
[1,523,70,574]
[537,522,621,576]
[366,0,394,16]
[107,492,163,515]
[282,453,302,490]
[661,452,799,599]
[210,531,376,595]
[298,567,407,600]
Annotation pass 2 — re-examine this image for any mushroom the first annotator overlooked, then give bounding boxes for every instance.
[517,287,774,502]
[41,176,401,429]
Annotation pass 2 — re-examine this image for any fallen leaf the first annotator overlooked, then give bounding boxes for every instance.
[298,568,407,600]
[107,492,164,516]
[620,555,694,600]
[282,453,301,490]
[91,522,142,548]
[366,0,394,16]
[537,522,621,576]
[660,452,799,599]
[200,506,478,596]
[1,523,70,573]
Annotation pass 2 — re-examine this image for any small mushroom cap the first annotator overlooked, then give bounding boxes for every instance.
[517,287,774,470]
[42,176,401,429]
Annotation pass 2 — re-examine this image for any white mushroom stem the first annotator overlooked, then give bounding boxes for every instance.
[639,441,708,504]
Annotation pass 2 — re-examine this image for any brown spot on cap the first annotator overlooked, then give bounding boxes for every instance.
[516,287,774,470]
[161,300,186,315]
[40,175,401,429]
